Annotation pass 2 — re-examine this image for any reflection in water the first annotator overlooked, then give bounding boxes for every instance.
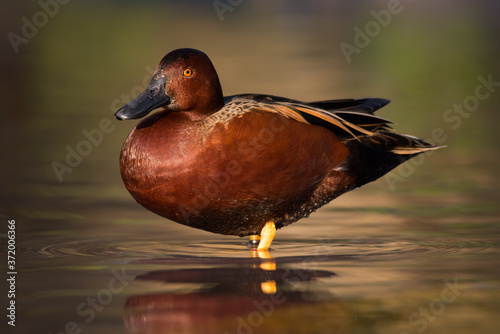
[124,256,350,334]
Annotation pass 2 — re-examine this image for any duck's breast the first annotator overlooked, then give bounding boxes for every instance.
[119,111,203,218]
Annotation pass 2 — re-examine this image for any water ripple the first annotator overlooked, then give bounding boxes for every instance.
[19,238,495,262]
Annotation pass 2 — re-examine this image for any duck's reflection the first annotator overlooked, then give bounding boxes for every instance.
[124,257,352,333]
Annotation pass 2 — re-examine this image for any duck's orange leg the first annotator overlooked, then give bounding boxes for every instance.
[249,222,276,258]
[257,222,276,250]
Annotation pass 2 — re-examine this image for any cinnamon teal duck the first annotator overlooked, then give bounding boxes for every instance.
[115,48,441,253]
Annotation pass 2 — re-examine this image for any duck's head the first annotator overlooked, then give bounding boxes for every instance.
[115,48,224,121]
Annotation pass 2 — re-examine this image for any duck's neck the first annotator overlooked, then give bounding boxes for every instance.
[184,86,225,122]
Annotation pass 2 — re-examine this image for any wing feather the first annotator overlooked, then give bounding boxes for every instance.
[222,95,442,156]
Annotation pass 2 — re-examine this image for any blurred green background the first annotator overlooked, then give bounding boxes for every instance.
[1,1,499,333]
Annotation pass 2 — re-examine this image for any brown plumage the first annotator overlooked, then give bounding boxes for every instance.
[115,48,441,249]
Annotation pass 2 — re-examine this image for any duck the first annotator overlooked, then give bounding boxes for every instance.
[115,48,441,253]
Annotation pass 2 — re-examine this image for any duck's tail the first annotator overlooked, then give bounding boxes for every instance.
[349,130,443,155]
[341,130,444,188]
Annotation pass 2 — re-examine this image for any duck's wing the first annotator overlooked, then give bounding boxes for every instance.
[224,94,441,155]
[225,94,390,138]
[227,94,388,112]
[308,97,389,113]
[312,98,395,131]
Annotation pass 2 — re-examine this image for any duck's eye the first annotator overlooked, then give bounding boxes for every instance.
[183,68,192,77]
